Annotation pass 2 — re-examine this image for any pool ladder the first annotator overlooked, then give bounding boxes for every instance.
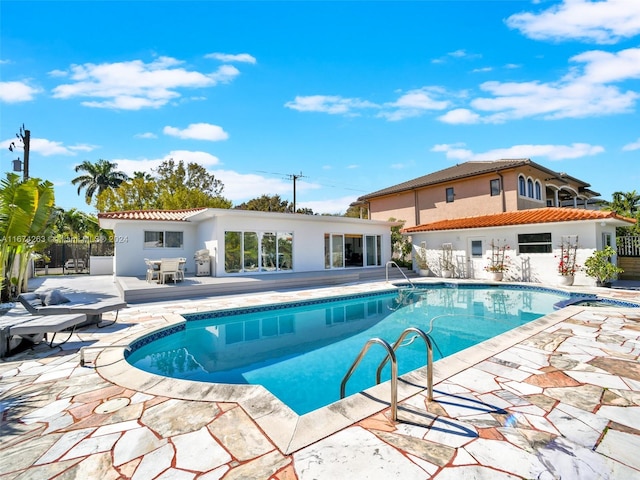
[340,327,433,422]
[385,260,416,288]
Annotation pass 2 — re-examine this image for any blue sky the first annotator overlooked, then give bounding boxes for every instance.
[1,0,639,215]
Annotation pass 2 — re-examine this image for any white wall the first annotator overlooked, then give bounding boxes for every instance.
[210,213,392,275]
[409,221,616,286]
[109,211,393,277]
[113,221,198,276]
[89,256,113,275]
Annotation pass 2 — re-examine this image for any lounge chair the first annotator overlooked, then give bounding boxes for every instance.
[18,291,127,327]
[0,312,88,357]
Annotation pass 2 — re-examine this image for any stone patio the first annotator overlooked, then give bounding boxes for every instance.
[1,278,640,479]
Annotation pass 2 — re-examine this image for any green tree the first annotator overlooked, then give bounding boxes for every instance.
[235,194,293,212]
[95,159,231,211]
[72,159,129,205]
[0,174,56,300]
[343,204,368,219]
[154,160,230,210]
[389,217,410,264]
[604,190,640,235]
[96,177,160,211]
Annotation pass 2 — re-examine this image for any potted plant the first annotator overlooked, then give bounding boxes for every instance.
[484,240,510,281]
[440,243,454,278]
[584,245,623,287]
[556,236,579,286]
[415,243,429,276]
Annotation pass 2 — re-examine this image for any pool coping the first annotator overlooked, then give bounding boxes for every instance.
[94,283,596,454]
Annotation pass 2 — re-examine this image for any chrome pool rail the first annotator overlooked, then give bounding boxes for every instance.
[376,327,433,402]
[340,326,434,422]
[385,260,415,288]
[340,337,399,421]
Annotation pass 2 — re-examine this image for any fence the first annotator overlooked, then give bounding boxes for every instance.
[35,242,115,269]
[617,236,640,257]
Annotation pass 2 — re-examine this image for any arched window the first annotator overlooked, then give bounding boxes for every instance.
[535,181,542,200]
[518,175,526,196]
[527,178,534,198]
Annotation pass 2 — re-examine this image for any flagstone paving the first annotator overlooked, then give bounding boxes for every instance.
[1,281,640,479]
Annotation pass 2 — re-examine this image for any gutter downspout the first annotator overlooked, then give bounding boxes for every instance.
[414,190,420,226]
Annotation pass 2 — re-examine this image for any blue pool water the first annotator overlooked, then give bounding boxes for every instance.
[127,285,573,415]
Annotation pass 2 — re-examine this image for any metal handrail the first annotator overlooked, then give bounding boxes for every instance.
[385,260,415,288]
[376,327,433,401]
[340,337,398,421]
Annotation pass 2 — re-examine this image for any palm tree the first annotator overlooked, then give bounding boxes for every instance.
[133,171,154,181]
[72,159,129,205]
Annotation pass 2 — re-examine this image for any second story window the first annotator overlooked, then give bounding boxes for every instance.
[518,175,526,196]
[535,181,542,200]
[490,179,501,196]
[527,179,534,198]
[446,187,454,203]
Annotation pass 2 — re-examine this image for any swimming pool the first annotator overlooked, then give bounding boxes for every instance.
[126,284,577,415]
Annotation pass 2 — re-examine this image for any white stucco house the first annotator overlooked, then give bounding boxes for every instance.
[98,208,398,278]
[403,207,635,286]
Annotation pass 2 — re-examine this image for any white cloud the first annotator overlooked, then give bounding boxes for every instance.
[622,138,640,151]
[569,47,640,84]
[0,81,41,102]
[68,144,98,153]
[48,69,68,77]
[113,150,222,177]
[32,139,98,156]
[1,137,97,156]
[135,132,158,139]
[284,95,378,115]
[443,46,640,123]
[438,108,481,124]
[472,67,493,73]
[209,169,307,202]
[379,88,450,121]
[431,143,474,161]
[506,0,640,44]
[205,52,257,64]
[298,195,359,215]
[51,56,241,110]
[163,123,229,141]
[432,142,604,162]
[286,89,450,120]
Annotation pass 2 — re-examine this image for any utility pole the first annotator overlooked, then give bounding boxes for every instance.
[287,172,305,213]
[8,124,30,181]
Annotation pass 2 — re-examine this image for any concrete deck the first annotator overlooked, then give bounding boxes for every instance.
[1,276,640,479]
[114,266,418,303]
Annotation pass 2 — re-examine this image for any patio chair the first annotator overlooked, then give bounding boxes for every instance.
[159,258,181,284]
[177,257,186,281]
[145,258,159,283]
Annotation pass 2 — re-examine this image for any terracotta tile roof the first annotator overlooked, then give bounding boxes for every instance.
[357,159,595,201]
[97,208,207,222]
[402,207,636,233]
